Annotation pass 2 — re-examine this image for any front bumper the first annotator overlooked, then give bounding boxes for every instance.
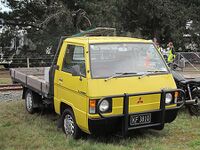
[89,108,178,135]
[88,89,185,135]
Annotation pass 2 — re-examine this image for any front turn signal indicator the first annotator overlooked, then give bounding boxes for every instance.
[89,99,96,114]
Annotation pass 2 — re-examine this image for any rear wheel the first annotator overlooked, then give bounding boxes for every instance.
[188,90,200,116]
[61,109,82,139]
[25,89,41,114]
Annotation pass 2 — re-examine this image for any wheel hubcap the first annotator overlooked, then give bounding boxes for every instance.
[26,93,33,111]
[64,114,75,136]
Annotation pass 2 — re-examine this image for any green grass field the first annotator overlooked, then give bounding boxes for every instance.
[0,100,200,150]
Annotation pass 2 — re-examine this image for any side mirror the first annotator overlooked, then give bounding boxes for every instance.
[54,65,59,70]
[71,65,81,76]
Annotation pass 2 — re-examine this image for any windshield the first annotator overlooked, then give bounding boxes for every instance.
[90,43,168,78]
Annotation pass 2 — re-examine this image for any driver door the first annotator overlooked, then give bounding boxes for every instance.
[55,43,87,129]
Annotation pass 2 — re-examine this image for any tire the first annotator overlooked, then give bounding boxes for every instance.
[25,89,40,114]
[188,90,200,116]
[61,109,82,139]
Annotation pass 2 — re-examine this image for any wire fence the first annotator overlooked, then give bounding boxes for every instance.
[0,56,54,68]
[175,52,200,74]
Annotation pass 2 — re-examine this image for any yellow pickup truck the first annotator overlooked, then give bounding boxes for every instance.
[11,36,184,139]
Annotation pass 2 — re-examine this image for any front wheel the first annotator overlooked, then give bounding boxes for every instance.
[61,109,82,139]
[188,90,200,116]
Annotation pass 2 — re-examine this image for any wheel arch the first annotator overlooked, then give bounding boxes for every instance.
[22,87,28,99]
[60,102,73,115]
[59,101,88,133]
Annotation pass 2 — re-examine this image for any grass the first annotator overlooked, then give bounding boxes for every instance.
[0,100,200,150]
[0,78,12,84]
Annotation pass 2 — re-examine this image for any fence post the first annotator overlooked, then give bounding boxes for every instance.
[177,53,180,67]
[27,57,30,68]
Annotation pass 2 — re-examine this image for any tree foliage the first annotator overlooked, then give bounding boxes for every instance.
[119,0,200,47]
[0,0,200,53]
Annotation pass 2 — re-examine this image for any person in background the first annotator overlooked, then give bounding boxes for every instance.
[167,42,176,64]
[155,42,168,62]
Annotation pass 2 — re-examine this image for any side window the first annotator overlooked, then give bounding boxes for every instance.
[62,45,86,76]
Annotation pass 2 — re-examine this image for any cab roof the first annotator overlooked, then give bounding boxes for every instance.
[64,36,152,44]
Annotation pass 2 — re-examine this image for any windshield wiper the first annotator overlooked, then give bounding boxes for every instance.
[105,72,137,81]
[147,70,168,73]
[138,70,168,79]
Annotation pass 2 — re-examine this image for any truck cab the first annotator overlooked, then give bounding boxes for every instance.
[53,36,184,138]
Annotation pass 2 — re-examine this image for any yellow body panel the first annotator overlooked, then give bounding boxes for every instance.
[64,36,152,45]
[54,36,178,134]
[87,74,176,118]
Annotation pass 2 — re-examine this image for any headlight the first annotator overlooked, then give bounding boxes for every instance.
[165,93,173,104]
[99,99,109,112]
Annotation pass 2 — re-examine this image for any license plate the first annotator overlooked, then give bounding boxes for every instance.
[130,113,151,126]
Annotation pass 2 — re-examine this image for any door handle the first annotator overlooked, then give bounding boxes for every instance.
[59,78,63,82]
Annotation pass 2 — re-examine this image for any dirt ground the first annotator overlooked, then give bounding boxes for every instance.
[0,65,12,84]
[0,69,10,78]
